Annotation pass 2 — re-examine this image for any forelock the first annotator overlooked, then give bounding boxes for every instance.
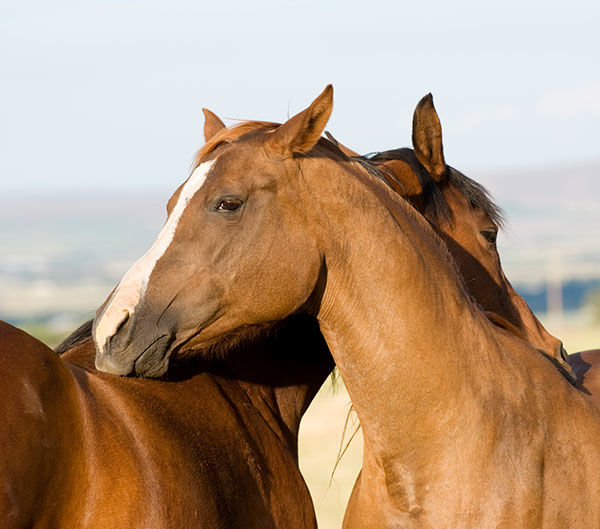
[191,121,279,171]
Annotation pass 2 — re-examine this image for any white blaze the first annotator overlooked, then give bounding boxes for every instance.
[94,160,216,351]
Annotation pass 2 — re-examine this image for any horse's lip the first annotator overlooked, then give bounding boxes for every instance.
[133,334,171,378]
[168,311,223,356]
[95,353,135,376]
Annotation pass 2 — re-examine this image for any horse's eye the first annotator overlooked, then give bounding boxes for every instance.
[480,230,497,244]
[215,198,244,212]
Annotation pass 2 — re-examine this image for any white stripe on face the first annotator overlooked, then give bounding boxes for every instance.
[94,160,216,352]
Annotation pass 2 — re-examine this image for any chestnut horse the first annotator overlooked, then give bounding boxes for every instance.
[202,97,574,383]
[94,86,600,528]
[2,90,589,527]
[333,94,573,382]
[32,94,572,529]
[0,315,332,528]
[0,114,332,528]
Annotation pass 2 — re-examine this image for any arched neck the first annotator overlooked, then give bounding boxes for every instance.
[311,160,568,456]
[204,315,335,456]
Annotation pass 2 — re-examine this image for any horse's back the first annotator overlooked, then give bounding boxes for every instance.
[0,328,315,528]
[0,321,84,528]
[63,340,316,528]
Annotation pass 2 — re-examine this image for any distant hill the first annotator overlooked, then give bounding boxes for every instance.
[1,161,599,327]
[0,193,165,327]
[476,161,600,285]
[480,161,600,208]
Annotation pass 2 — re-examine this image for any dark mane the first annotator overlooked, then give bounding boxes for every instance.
[55,319,93,354]
[351,157,399,191]
[362,147,505,228]
[448,167,506,229]
[364,148,451,224]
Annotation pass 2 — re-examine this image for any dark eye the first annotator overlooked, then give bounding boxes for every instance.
[215,197,244,212]
[480,230,497,244]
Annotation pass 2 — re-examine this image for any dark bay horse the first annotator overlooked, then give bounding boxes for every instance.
[94,85,600,528]
[341,96,600,403]
[354,96,600,399]
[344,96,600,413]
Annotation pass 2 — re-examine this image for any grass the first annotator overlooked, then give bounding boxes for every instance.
[19,324,71,349]
[299,383,363,529]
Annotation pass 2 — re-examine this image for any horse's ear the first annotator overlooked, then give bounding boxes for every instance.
[202,108,226,142]
[412,93,447,182]
[267,85,333,155]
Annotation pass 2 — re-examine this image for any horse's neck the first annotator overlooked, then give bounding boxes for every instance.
[233,373,327,456]
[208,315,334,455]
[318,232,485,450]
[314,166,568,464]
[62,316,333,454]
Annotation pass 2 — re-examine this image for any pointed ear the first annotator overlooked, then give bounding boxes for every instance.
[412,93,447,182]
[267,85,333,155]
[202,108,226,142]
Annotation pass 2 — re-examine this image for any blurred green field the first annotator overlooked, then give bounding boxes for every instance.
[19,324,73,350]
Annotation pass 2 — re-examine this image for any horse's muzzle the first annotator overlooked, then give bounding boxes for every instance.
[94,323,173,378]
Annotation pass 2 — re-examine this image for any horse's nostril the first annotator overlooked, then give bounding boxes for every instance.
[560,343,569,362]
[114,309,131,335]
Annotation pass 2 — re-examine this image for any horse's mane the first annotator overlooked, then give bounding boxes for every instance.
[364,148,505,229]
[448,166,506,228]
[55,319,93,354]
[191,120,278,170]
[191,120,351,171]
[362,148,452,224]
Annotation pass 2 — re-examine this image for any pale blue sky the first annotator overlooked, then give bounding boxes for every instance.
[1,0,599,194]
